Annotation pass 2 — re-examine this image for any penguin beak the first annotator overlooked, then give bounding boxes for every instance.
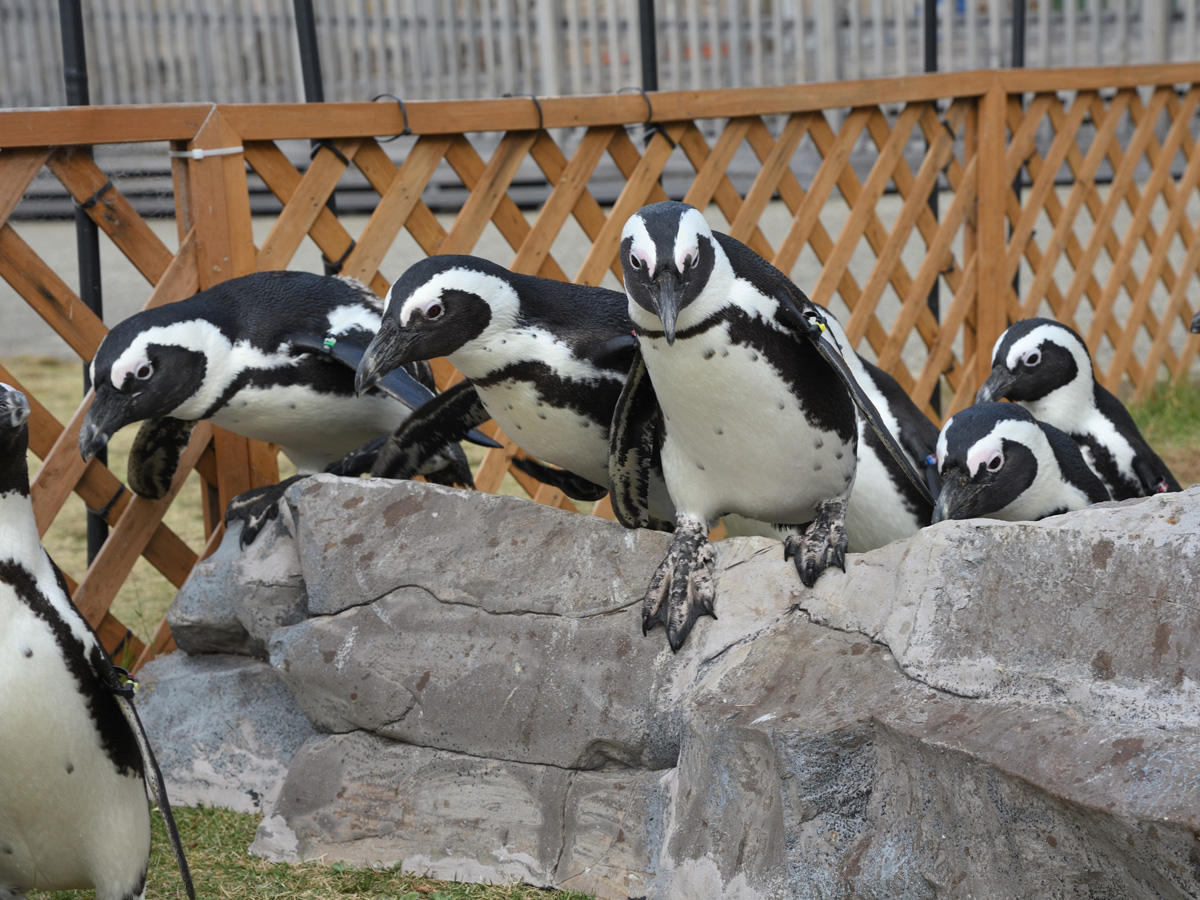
[0,387,31,430]
[652,270,682,345]
[356,317,419,398]
[975,365,1017,405]
[931,468,984,524]
[78,389,133,461]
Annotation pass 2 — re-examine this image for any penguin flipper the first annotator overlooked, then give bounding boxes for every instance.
[772,290,936,507]
[369,380,493,480]
[609,344,662,529]
[112,689,196,900]
[127,418,196,499]
[511,457,610,501]
[286,331,440,416]
[1132,453,1181,496]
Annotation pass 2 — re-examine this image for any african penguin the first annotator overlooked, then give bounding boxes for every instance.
[354,254,680,521]
[79,271,475,544]
[616,200,863,650]
[1192,309,1199,333]
[0,383,193,900]
[976,317,1180,499]
[932,401,1110,523]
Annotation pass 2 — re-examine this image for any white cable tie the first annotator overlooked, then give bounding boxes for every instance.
[167,145,245,160]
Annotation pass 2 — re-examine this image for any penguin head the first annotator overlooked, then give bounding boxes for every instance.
[620,202,716,344]
[357,256,512,394]
[976,318,1093,409]
[80,313,211,461]
[0,383,32,494]
[932,402,1048,523]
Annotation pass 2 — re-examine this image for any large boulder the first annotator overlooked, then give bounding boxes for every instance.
[152,475,1200,899]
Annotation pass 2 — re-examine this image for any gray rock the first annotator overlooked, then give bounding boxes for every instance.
[168,502,309,658]
[136,652,318,813]
[161,476,1200,899]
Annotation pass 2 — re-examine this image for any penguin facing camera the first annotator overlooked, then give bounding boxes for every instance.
[1,382,194,900]
[612,201,934,651]
[976,317,1179,500]
[932,401,1110,523]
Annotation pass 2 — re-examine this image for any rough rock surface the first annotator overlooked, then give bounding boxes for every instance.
[151,475,1200,899]
[137,652,317,812]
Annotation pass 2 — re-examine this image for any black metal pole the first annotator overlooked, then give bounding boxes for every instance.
[639,0,659,91]
[1011,0,1026,299]
[59,0,108,562]
[293,0,339,270]
[923,0,941,416]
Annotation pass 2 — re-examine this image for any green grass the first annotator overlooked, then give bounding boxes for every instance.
[1128,378,1200,487]
[37,806,594,900]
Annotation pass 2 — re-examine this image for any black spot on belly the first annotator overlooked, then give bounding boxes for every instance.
[579,420,590,428]
[813,461,823,471]
[777,400,785,410]
[65,761,75,774]
[23,645,32,658]
[696,461,706,471]
[748,351,759,362]
[537,412,547,420]
[714,426,723,435]
[703,348,715,360]
[835,450,843,459]
[1,843,12,854]
[814,436,824,449]
[720,349,730,358]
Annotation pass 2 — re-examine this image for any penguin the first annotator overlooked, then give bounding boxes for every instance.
[1192,309,1199,333]
[0,383,194,900]
[353,255,938,549]
[932,401,1110,523]
[612,201,933,651]
[79,270,483,544]
[976,317,1180,499]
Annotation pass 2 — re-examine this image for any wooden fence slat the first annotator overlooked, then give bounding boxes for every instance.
[341,137,454,285]
[0,147,51,227]
[0,225,109,360]
[256,138,364,272]
[725,115,810,251]
[515,127,617,276]
[46,147,176,284]
[351,139,450,265]
[73,422,214,629]
[976,77,1011,389]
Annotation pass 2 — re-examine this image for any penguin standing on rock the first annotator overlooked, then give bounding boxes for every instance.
[932,401,1110,522]
[612,201,933,651]
[79,271,481,545]
[0,383,193,900]
[976,317,1180,499]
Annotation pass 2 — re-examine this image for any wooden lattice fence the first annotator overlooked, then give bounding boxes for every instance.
[2,64,1199,668]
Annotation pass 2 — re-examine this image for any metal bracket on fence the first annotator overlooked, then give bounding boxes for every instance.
[167,145,244,161]
[310,138,350,166]
[372,93,412,142]
[618,86,674,148]
[502,92,544,132]
[321,239,355,274]
[75,178,114,210]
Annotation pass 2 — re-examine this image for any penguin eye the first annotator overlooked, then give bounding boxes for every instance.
[1021,349,1041,367]
[424,302,444,321]
[984,451,1004,473]
[628,254,642,270]
[135,363,154,381]
[680,251,697,271]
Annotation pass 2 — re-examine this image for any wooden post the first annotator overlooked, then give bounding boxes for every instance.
[975,77,1009,391]
[184,107,278,525]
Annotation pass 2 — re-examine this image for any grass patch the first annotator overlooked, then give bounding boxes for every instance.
[36,806,594,900]
[1128,378,1200,488]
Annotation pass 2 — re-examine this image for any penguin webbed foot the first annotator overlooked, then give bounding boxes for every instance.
[325,435,389,477]
[419,441,476,490]
[642,518,716,652]
[225,476,304,549]
[783,498,849,588]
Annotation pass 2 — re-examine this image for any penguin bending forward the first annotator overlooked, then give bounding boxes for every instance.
[1,383,194,900]
[79,271,480,545]
[976,317,1180,500]
[353,254,938,553]
[613,201,933,651]
[933,401,1110,522]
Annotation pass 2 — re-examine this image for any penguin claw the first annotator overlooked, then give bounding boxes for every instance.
[783,498,849,589]
[642,519,716,651]
[225,476,303,549]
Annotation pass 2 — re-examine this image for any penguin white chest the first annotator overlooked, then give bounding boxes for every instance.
[0,587,150,895]
[640,327,855,524]
[211,385,407,472]
[475,379,611,486]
